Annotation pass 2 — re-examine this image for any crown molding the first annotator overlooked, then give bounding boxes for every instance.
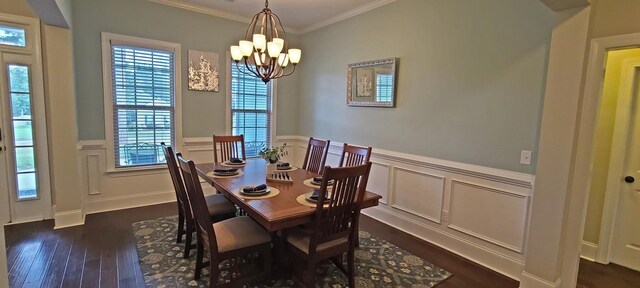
[149,0,397,35]
[148,0,302,34]
[299,0,397,34]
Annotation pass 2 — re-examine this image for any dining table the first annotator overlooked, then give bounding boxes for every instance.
[195,158,382,232]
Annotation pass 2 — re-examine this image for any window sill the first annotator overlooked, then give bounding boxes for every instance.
[106,165,168,178]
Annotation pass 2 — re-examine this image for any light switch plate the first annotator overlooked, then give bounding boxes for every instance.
[520,150,532,165]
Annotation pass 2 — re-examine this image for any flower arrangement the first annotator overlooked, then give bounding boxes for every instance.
[258,143,288,164]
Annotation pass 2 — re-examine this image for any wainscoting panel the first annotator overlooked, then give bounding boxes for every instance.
[448,180,529,253]
[391,167,444,223]
[87,154,101,195]
[367,162,390,204]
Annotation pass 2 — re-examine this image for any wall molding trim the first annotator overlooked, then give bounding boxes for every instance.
[580,241,598,261]
[363,207,524,280]
[53,209,84,229]
[83,190,176,215]
[298,0,397,34]
[277,135,535,188]
[518,271,561,288]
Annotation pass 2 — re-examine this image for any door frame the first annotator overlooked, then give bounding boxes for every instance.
[0,13,52,222]
[563,32,640,287]
[596,58,640,264]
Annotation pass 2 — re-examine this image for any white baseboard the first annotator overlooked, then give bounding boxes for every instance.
[518,271,561,288]
[580,241,598,261]
[363,206,523,280]
[84,190,177,215]
[54,209,84,229]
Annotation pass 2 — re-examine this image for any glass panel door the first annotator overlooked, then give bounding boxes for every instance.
[7,64,37,200]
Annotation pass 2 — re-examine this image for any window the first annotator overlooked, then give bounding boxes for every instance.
[0,24,26,47]
[229,61,273,157]
[102,33,181,170]
[376,73,393,102]
[7,64,38,199]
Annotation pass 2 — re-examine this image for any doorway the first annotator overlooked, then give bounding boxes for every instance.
[578,47,640,287]
[0,16,51,224]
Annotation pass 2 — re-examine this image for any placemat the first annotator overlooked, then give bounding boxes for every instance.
[206,170,245,179]
[302,178,334,188]
[234,186,280,200]
[220,162,248,168]
[296,192,329,208]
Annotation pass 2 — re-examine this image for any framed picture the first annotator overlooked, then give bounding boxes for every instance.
[347,58,398,107]
[188,50,219,92]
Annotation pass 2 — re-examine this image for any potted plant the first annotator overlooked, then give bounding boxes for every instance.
[259,144,288,175]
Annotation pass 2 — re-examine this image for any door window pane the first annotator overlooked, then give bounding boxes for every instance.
[12,121,33,146]
[8,65,30,92]
[17,173,37,200]
[11,93,31,118]
[15,147,35,172]
[0,25,26,47]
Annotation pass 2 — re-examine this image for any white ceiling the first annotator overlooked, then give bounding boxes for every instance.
[150,0,397,34]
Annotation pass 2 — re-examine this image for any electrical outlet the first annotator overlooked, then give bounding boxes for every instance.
[520,150,532,165]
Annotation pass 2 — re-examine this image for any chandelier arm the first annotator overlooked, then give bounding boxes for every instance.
[276,65,296,78]
[245,12,260,40]
[234,61,253,76]
[270,14,279,39]
[243,58,262,79]
[272,13,288,50]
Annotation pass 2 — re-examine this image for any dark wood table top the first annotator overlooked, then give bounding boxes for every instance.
[195,159,382,232]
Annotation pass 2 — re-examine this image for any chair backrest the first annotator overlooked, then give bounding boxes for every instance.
[161,143,190,214]
[302,137,330,175]
[310,162,372,254]
[339,143,372,167]
[213,134,246,163]
[177,154,219,254]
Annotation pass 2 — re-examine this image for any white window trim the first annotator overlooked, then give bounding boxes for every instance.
[0,12,37,55]
[101,32,182,172]
[225,51,277,149]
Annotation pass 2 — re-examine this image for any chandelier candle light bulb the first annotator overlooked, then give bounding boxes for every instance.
[230,0,301,83]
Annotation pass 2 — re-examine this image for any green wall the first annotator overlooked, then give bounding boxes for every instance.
[71,0,300,140]
[298,0,554,173]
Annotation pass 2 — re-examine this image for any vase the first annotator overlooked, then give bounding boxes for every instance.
[266,161,277,177]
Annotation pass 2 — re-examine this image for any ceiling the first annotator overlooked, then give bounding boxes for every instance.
[150,0,397,34]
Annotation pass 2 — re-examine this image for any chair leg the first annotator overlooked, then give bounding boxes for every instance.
[301,262,316,287]
[177,209,185,243]
[183,220,193,258]
[195,234,205,280]
[347,248,355,288]
[209,259,219,288]
[263,243,272,281]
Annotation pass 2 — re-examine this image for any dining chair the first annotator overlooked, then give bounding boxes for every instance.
[338,143,372,167]
[284,162,372,288]
[301,137,330,175]
[177,155,272,287]
[161,143,237,259]
[213,134,246,163]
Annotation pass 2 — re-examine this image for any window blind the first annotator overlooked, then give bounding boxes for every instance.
[111,44,175,168]
[376,73,393,102]
[230,61,272,157]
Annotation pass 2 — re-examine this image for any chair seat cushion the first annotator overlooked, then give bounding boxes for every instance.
[213,216,271,253]
[286,227,349,255]
[205,194,236,216]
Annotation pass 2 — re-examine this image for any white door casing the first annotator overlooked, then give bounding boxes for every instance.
[0,15,52,223]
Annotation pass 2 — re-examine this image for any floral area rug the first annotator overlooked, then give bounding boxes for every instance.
[133,216,452,287]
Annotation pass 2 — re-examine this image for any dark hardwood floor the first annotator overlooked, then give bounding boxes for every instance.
[3,203,638,287]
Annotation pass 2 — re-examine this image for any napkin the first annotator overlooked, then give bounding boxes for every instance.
[229,158,244,163]
[243,184,267,193]
[277,162,290,168]
[214,168,238,173]
[309,189,330,201]
[313,177,323,182]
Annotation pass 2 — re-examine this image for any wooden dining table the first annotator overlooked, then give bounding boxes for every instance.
[195,158,382,232]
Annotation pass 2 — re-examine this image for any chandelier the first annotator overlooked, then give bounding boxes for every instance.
[230,0,301,83]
